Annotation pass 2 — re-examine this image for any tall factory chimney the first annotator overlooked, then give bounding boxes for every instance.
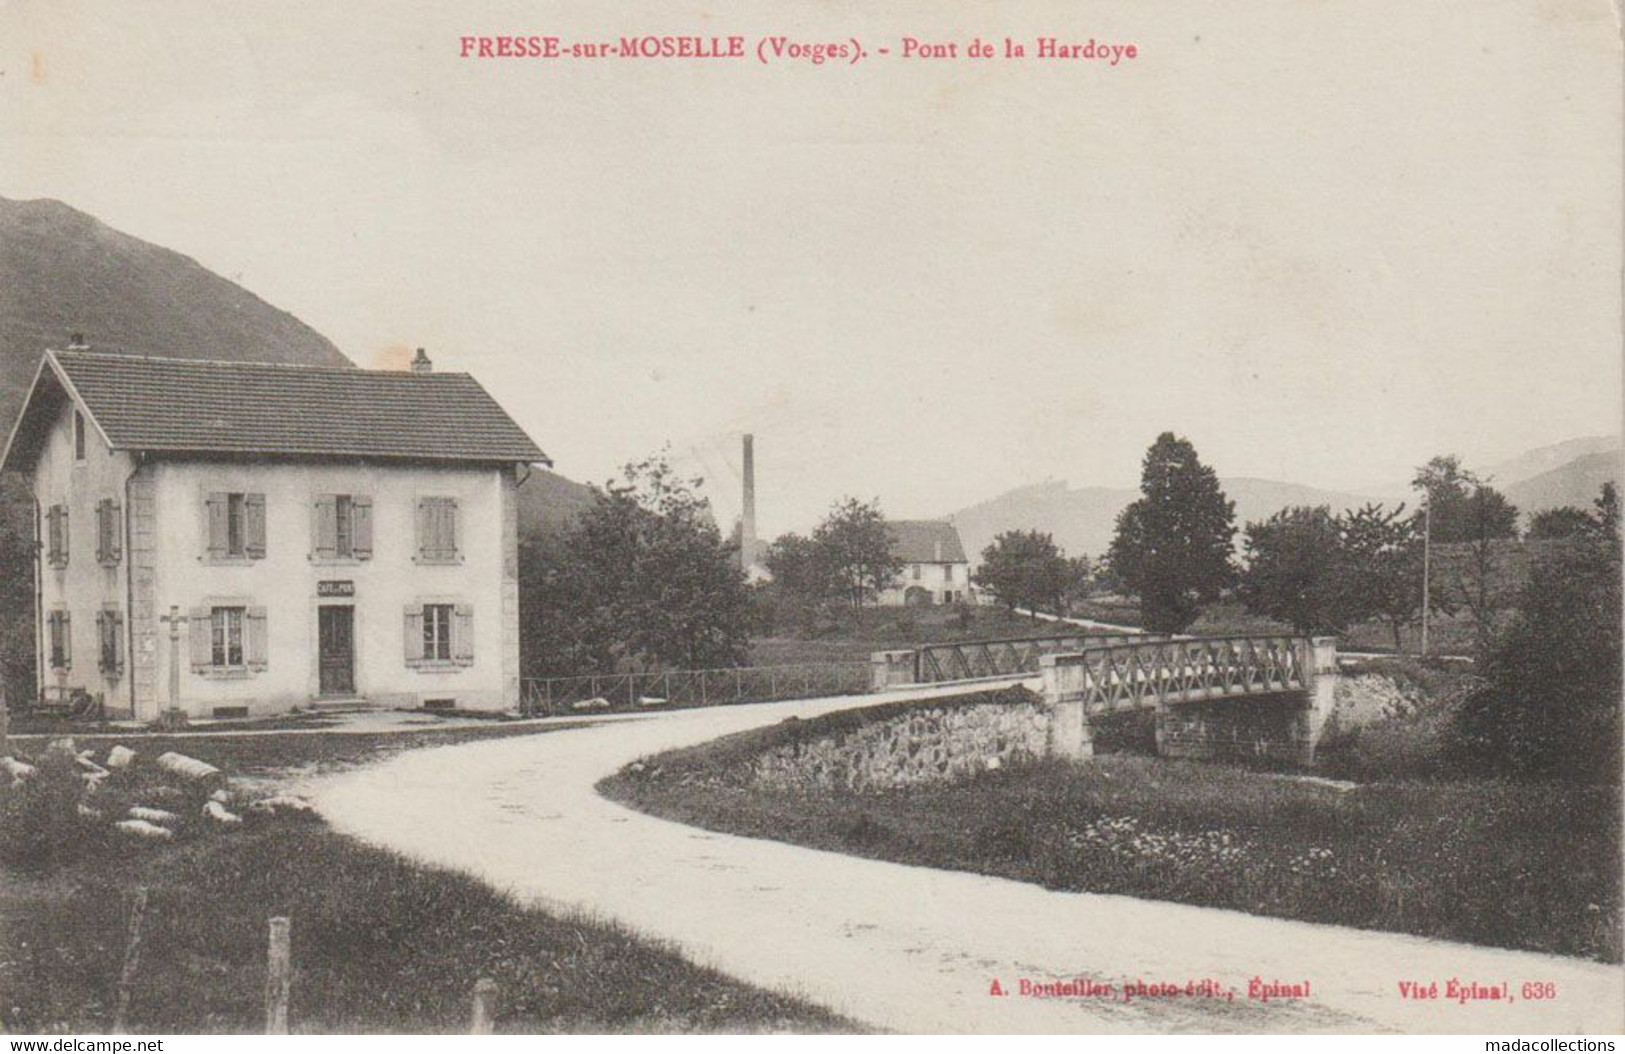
[741,433,757,571]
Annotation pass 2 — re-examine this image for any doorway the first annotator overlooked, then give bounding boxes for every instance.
[318,605,356,697]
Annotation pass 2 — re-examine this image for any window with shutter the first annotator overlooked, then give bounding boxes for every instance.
[206,494,229,559]
[452,604,475,665]
[313,495,338,558]
[96,499,122,566]
[189,605,212,669]
[98,608,125,675]
[352,496,373,559]
[404,605,426,664]
[48,610,71,670]
[47,505,69,568]
[416,498,459,562]
[244,494,266,559]
[245,607,269,670]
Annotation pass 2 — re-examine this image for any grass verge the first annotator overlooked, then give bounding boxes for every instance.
[602,691,1621,963]
[0,814,856,1033]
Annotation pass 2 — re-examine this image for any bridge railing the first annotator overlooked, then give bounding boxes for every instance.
[908,632,1162,685]
[521,662,870,716]
[1041,635,1308,714]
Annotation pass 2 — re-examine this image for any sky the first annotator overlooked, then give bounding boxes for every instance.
[1,0,1620,537]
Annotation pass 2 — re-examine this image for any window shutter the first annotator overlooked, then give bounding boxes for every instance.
[108,500,122,563]
[245,494,267,559]
[95,610,107,670]
[453,604,474,664]
[189,606,212,669]
[60,611,71,668]
[94,501,107,563]
[352,496,373,559]
[113,610,126,672]
[313,496,338,558]
[206,494,228,558]
[415,501,429,559]
[46,506,61,565]
[404,605,425,663]
[442,500,461,558]
[245,607,269,670]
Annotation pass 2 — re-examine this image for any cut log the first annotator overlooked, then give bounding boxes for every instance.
[106,745,137,769]
[114,819,174,840]
[208,787,233,804]
[570,696,612,712]
[77,803,103,821]
[248,793,314,816]
[203,800,243,825]
[128,806,181,825]
[638,696,669,708]
[155,752,225,788]
[1,756,37,782]
[77,755,111,779]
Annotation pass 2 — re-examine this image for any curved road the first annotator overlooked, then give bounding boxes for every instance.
[314,685,1623,1034]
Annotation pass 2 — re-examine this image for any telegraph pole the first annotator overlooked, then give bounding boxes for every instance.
[1420,497,1431,659]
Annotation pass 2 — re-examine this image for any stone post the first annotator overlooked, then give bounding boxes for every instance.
[869,650,917,692]
[1039,653,1093,761]
[1295,636,1339,765]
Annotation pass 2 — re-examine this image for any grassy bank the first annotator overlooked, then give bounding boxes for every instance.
[1,814,854,1033]
[603,692,1621,963]
[749,603,1111,666]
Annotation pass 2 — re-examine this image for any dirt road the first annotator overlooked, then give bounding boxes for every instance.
[313,684,1623,1033]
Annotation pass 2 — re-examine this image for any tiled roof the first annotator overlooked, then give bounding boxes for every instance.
[888,520,968,563]
[47,351,548,464]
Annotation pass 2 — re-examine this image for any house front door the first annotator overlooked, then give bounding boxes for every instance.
[318,605,355,697]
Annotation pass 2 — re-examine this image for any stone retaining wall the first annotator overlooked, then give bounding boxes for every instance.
[752,697,1050,793]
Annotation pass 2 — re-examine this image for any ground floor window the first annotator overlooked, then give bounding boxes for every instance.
[406,602,475,666]
[212,607,245,667]
[423,603,453,661]
[97,608,125,675]
[47,610,70,670]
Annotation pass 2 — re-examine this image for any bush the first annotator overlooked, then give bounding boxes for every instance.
[0,750,103,870]
[1448,534,1622,782]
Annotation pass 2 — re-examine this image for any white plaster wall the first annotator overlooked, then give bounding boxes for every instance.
[30,402,136,711]
[144,459,512,716]
[877,561,970,606]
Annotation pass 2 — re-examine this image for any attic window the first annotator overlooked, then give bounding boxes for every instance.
[73,410,86,462]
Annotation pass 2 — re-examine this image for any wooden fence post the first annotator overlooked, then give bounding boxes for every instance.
[470,977,498,1034]
[112,887,149,1033]
[266,916,292,1035]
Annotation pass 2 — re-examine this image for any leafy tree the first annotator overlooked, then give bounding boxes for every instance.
[0,476,35,706]
[1594,481,1619,536]
[973,530,1071,615]
[1411,455,1519,543]
[761,532,832,605]
[518,452,750,675]
[1060,554,1095,614]
[1238,506,1349,635]
[1449,513,1622,781]
[812,497,903,611]
[1339,502,1430,651]
[1527,505,1597,540]
[1106,433,1235,633]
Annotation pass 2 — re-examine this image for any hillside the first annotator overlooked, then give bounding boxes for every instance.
[0,196,351,436]
[1503,450,1624,519]
[517,466,598,537]
[949,477,1382,563]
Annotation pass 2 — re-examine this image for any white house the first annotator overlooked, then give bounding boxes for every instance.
[0,346,548,720]
[877,520,972,606]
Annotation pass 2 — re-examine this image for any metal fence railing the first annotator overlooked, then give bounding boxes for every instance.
[520,662,871,716]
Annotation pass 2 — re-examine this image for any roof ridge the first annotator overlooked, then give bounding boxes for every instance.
[50,348,472,379]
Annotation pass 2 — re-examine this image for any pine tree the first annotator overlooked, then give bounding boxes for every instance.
[1106,433,1235,633]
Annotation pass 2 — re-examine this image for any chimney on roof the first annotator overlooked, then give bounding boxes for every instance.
[740,434,757,571]
[66,333,89,351]
[411,347,433,373]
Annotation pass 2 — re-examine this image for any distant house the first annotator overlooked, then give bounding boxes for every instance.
[878,520,971,606]
[1,346,548,720]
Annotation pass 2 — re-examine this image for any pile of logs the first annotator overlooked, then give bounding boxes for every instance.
[1,738,257,840]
